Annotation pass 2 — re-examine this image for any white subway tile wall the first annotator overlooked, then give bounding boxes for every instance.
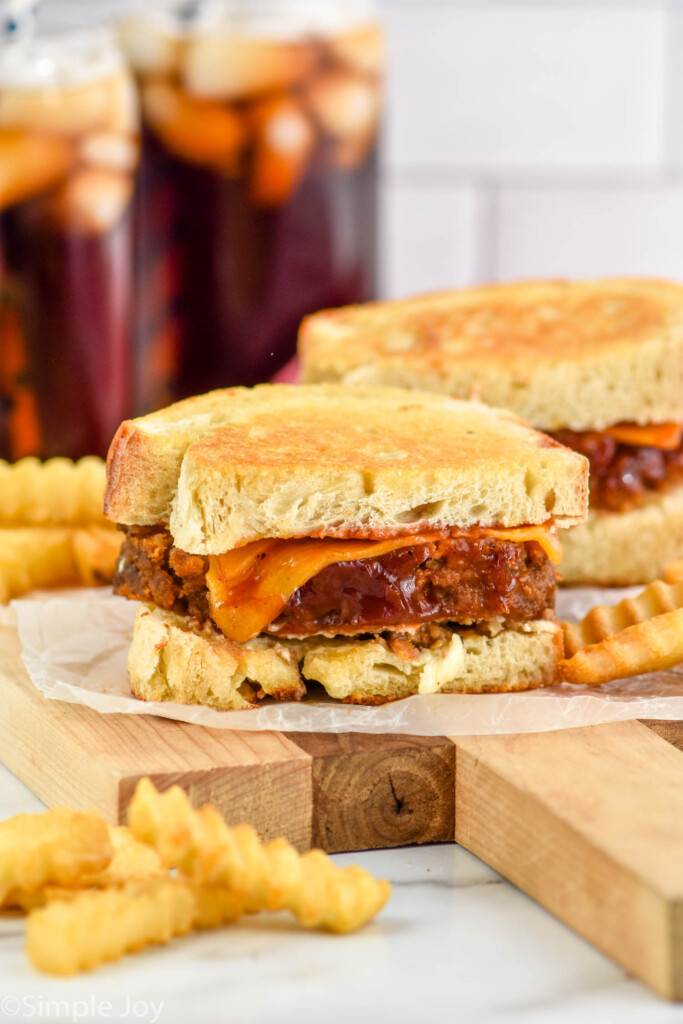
[385,7,668,171]
[379,0,683,295]
[381,184,484,296]
[496,183,683,280]
[35,0,683,297]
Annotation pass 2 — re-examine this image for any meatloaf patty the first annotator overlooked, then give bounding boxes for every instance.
[114,526,556,639]
[550,429,683,513]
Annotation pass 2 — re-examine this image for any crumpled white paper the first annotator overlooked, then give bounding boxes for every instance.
[9,587,683,735]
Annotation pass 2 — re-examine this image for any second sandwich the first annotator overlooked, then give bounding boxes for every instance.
[300,278,683,584]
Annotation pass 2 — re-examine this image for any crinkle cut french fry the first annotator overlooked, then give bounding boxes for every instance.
[559,607,683,686]
[0,809,112,906]
[25,879,249,975]
[81,825,167,887]
[25,879,195,975]
[71,527,122,586]
[0,457,108,526]
[6,826,167,911]
[562,579,683,657]
[18,780,389,976]
[129,778,390,933]
[0,528,78,602]
[664,559,683,584]
[190,883,249,929]
[0,525,122,601]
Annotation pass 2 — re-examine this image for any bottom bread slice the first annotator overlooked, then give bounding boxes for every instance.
[128,606,563,709]
[560,483,683,586]
[298,621,561,703]
[128,606,306,711]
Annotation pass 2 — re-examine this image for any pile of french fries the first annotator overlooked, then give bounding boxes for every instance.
[0,778,390,975]
[0,457,121,601]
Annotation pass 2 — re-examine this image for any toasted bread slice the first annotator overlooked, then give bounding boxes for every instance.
[129,605,562,706]
[299,620,562,702]
[299,278,683,432]
[129,605,305,711]
[105,384,587,554]
[560,484,683,586]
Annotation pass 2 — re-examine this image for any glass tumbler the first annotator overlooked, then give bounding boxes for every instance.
[122,0,383,400]
[0,29,139,459]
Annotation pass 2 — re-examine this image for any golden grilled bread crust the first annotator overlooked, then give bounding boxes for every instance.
[104,384,588,554]
[560,485,683,586]
[104,388,251,527]
[299,278,683,432]
[129,605,563,706]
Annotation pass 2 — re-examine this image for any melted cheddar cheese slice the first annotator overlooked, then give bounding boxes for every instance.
[483,524,561,563]
[604,422,683,450]
[206,523,561,643]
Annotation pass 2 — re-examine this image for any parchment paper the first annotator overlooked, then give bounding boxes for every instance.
[6,587,683,735]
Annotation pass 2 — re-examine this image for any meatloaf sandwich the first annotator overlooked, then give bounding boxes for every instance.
[105,384,587,709]
[299,278,683,585]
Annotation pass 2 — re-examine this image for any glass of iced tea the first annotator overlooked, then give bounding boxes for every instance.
[0,28,139,460]
[121,1,383,398]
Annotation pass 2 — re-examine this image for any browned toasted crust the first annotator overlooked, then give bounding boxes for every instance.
[299,278,683,432]
[103,384,587,551]
[301,278,683,364]
[104,388,247,524]
[104,423,142,519]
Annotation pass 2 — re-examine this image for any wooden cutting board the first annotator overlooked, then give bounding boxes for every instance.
[0,623,682,1001]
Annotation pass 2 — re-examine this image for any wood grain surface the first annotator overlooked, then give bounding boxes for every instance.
[453,722,683,1000]
[291,732,455,852]
[641,719,683,752]
[0,627,313,849]
[2,622,683,999]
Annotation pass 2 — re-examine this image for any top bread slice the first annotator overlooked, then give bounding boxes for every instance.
[105,384,587,554]
[299,278,683,432]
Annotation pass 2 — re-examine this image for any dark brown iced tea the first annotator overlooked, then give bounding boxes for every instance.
[123,12,383,396]
[0,41,139,459]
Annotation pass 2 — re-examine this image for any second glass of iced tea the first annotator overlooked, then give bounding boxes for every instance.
[122,1,383,400]
[0,30,139,460]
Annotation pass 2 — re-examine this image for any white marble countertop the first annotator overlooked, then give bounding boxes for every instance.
[1,764,682,1024]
